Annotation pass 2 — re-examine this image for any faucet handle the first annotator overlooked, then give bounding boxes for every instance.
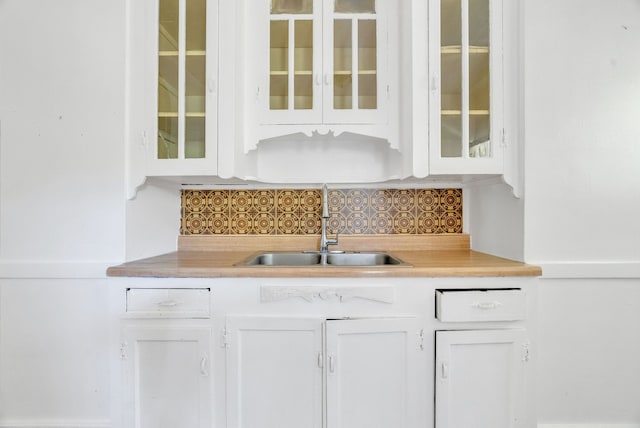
[327,232,339,247]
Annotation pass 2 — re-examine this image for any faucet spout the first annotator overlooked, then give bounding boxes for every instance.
[320,184,338,254]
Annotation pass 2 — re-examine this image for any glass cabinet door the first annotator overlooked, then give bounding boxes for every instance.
[331,0,377,113]
[269,0,318,115]
[157,0,207,160]
[440,0,491,159]
[263,0,383,126]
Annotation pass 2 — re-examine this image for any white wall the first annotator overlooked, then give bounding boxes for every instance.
[0,0,125,425]
[524,0,640,265]
[523,0,640,425]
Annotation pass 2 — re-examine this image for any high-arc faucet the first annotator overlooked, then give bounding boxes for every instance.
[320,184,339,254]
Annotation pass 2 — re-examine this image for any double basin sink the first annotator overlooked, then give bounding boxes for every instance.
[240,251,408,267]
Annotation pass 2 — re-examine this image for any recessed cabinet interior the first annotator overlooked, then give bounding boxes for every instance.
[428,0,504,175]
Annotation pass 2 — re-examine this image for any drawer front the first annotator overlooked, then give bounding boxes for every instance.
[436,289,526,322]
[126,288,210,318]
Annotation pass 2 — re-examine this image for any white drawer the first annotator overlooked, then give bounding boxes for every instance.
[436,289,526,322]
[126,288,210,318]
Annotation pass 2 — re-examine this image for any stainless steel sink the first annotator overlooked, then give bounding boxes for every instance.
[241,252,322,266]
[239,251,408,267]
[326,252,406,266]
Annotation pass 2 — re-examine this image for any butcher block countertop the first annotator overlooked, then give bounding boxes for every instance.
[107,235,542,278]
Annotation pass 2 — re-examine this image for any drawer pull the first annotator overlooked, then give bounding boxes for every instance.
[471,301,502,310]
[157,300,180,307]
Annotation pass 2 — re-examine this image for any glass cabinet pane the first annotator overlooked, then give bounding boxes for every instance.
[334,19,353,109]
[468,0,490,158]
[440,0,491,159]
[358,19,376,109]
[294,20,313,109]
[272,0,313,14]
[185,0,206,159]
[440,0,462,158]
[158,0,179,159]
[334,0,375,13]
[157,0,208,160]
[270,20,289,110]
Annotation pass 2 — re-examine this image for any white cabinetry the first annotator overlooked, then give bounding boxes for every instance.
[218,0,409,183]
[434,288,530,428]
[225,317,323,428]
[427,0,504,175]
[122,327,212,428]
[126,0,218,197]
[110,277,536,428]
[435,329,526,428]
[226,315,425,428]
[251,0,393,139]
[112,286,213,428]
[325,318,425,428]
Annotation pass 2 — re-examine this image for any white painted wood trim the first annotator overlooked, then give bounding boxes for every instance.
[538,425,640,428]
[0,419,110,428]
[534,261,640,279]
[0,261,117,279]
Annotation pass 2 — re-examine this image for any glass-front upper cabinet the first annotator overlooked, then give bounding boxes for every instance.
[429,0,503,175]
[150,0,218,175]
[261,0,388,128]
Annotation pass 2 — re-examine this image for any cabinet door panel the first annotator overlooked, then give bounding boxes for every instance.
[123,327,211,428]
[325,318,426,428]
[226,317,323,428]
[435,329,526,428]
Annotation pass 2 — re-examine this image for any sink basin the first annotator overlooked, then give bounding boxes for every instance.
[239,251,408,267]
[326,252,406,266]
[241,252,322,266]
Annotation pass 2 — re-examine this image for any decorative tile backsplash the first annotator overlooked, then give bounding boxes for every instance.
[181,188,462,235]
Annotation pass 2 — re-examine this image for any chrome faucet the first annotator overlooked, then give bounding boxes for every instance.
[320,184,339,254]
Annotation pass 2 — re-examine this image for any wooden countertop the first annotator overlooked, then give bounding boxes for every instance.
[107,235,542,278]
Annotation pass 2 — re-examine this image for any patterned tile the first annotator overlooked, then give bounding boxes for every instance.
[181,187,463,235]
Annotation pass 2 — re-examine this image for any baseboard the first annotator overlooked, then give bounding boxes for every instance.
[539,424,640,428]
[0,420,109,428]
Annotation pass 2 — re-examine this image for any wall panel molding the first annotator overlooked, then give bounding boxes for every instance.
[0,419,110,428]
[534,261,640,279]
[0,261,119,279]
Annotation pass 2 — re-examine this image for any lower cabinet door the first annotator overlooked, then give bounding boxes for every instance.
[325,318,427,428]
[225,317,324,428]
[435,329,527,428]
[123,327,212,428]
[225,316,427,428]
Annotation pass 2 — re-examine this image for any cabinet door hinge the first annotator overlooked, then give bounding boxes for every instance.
[522,341,531,362]
[120,342,128,360]
[417,329,425,351]
[221,326,230,348]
